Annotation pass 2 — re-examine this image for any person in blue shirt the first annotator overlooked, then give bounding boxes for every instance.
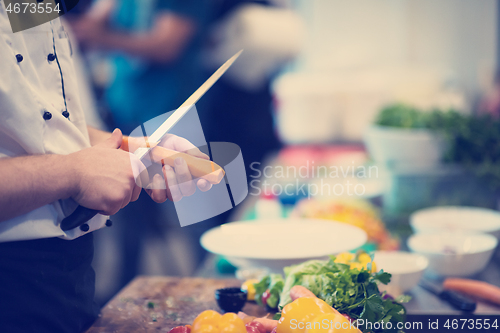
[72,0,209,133]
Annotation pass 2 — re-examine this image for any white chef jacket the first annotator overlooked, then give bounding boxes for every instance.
[0,4,107,242]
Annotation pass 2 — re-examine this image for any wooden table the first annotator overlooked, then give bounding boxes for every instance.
[86,277,267,333]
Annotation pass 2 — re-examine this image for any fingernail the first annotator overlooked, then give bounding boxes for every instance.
[175,157,184,166]
[164,165,172,171]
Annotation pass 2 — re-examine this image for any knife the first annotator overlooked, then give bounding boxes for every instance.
[60,50,243,232]
[419,278,477,312]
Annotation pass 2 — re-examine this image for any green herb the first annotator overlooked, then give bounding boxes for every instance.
[375,103,428,129]
[262,256,408,333]
[374,103,500,192]
[254,274,284,309]
[147,301,155,309]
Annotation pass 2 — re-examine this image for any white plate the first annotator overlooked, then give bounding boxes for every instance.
[201,219,367,273]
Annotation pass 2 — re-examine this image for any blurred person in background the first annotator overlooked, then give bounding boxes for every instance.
[201,0,302,177]
[69,0,211,302]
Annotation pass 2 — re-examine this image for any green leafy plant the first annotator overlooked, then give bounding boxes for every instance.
[374,104,500,192]
[256,256,409,333]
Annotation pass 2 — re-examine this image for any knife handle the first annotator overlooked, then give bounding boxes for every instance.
[440,290,477,312]
[60,206,99,231]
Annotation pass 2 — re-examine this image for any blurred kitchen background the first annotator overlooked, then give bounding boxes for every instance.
[66,0,500,306]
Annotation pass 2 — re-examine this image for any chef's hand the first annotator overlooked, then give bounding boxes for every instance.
[69,129,147,215]
[149,134,213,203]
[127,134,212,203]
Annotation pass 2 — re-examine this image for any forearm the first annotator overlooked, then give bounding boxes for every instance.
[96,32,180,63]
[87,126,143,152]
[0,154,76,223]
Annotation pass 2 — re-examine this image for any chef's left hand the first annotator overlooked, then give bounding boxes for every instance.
[126,134,212,203]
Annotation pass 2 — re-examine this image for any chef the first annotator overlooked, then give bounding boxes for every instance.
[0,4,210,332]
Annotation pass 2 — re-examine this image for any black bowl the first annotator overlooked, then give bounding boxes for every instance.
[215,287,247,313]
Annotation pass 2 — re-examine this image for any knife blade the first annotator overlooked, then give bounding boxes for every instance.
[420,278,477,312]
[60,50,243,232]
[134,49,243,160]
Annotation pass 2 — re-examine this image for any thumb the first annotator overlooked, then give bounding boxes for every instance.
[98,128,123,149]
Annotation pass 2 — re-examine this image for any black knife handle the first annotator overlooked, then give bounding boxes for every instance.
[60,206,99,231]
[440,290,477,312]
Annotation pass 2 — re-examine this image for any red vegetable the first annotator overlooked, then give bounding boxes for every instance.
[261,289,271,306]
[253,317,278,332]
[246,321,266,333]
[246,325,260,333]
[168,326,190,333]
[270,328,277,333]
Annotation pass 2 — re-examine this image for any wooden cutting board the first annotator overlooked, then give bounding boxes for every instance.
[86,276,268,333]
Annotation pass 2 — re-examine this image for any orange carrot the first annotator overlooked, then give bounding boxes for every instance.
[443,278,500,305]
[290,285,316,301]
[253,317,277,333]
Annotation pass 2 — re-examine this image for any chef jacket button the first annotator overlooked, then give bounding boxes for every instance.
[80,224,90,232]
[62,110,70,118]
[42,111,52,120]
[47,53,56,62]
[16,54,23,63]
[105,219,113,227]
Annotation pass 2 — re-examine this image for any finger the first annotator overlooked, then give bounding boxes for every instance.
[129,152,149,189]
[161,134,209,160]
[164,165,182,202]
[197,179,212,192]
[174,157,196,197]
[120,188,132,209]
[131,183,142,202]
[149,173,168,203]
[186,147,210,160]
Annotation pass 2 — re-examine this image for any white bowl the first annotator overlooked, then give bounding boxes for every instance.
[201,219,367,273]
[407,232,498,277]
[411,206,500,239]
[364,125,446,168]
[374,251,428,295]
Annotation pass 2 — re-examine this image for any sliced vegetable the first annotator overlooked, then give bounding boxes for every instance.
[246,321,266,333]
[192,311,246,333]
[253,317,278,332]
[168,326,191,333]
[277,297,335,333]
[258,255,408,333]
[242,279,259,301]
[254,274,284,309]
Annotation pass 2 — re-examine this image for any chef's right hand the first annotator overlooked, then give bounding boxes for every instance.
[68,129,146,215]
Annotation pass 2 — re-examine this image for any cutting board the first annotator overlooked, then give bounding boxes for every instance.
[86,276,268,333]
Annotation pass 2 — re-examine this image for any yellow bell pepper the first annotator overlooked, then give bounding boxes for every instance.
[277,297,335,333]
[335,252,377,273]
[192,311,246,333]
[306,313,359,332]
[241,279,259,301]
[334,253,354,264]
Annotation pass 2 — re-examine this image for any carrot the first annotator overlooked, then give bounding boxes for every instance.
[289,285,343,316]
[253,317,277,333]
[290,285,316,301]
[443,278,500,305]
